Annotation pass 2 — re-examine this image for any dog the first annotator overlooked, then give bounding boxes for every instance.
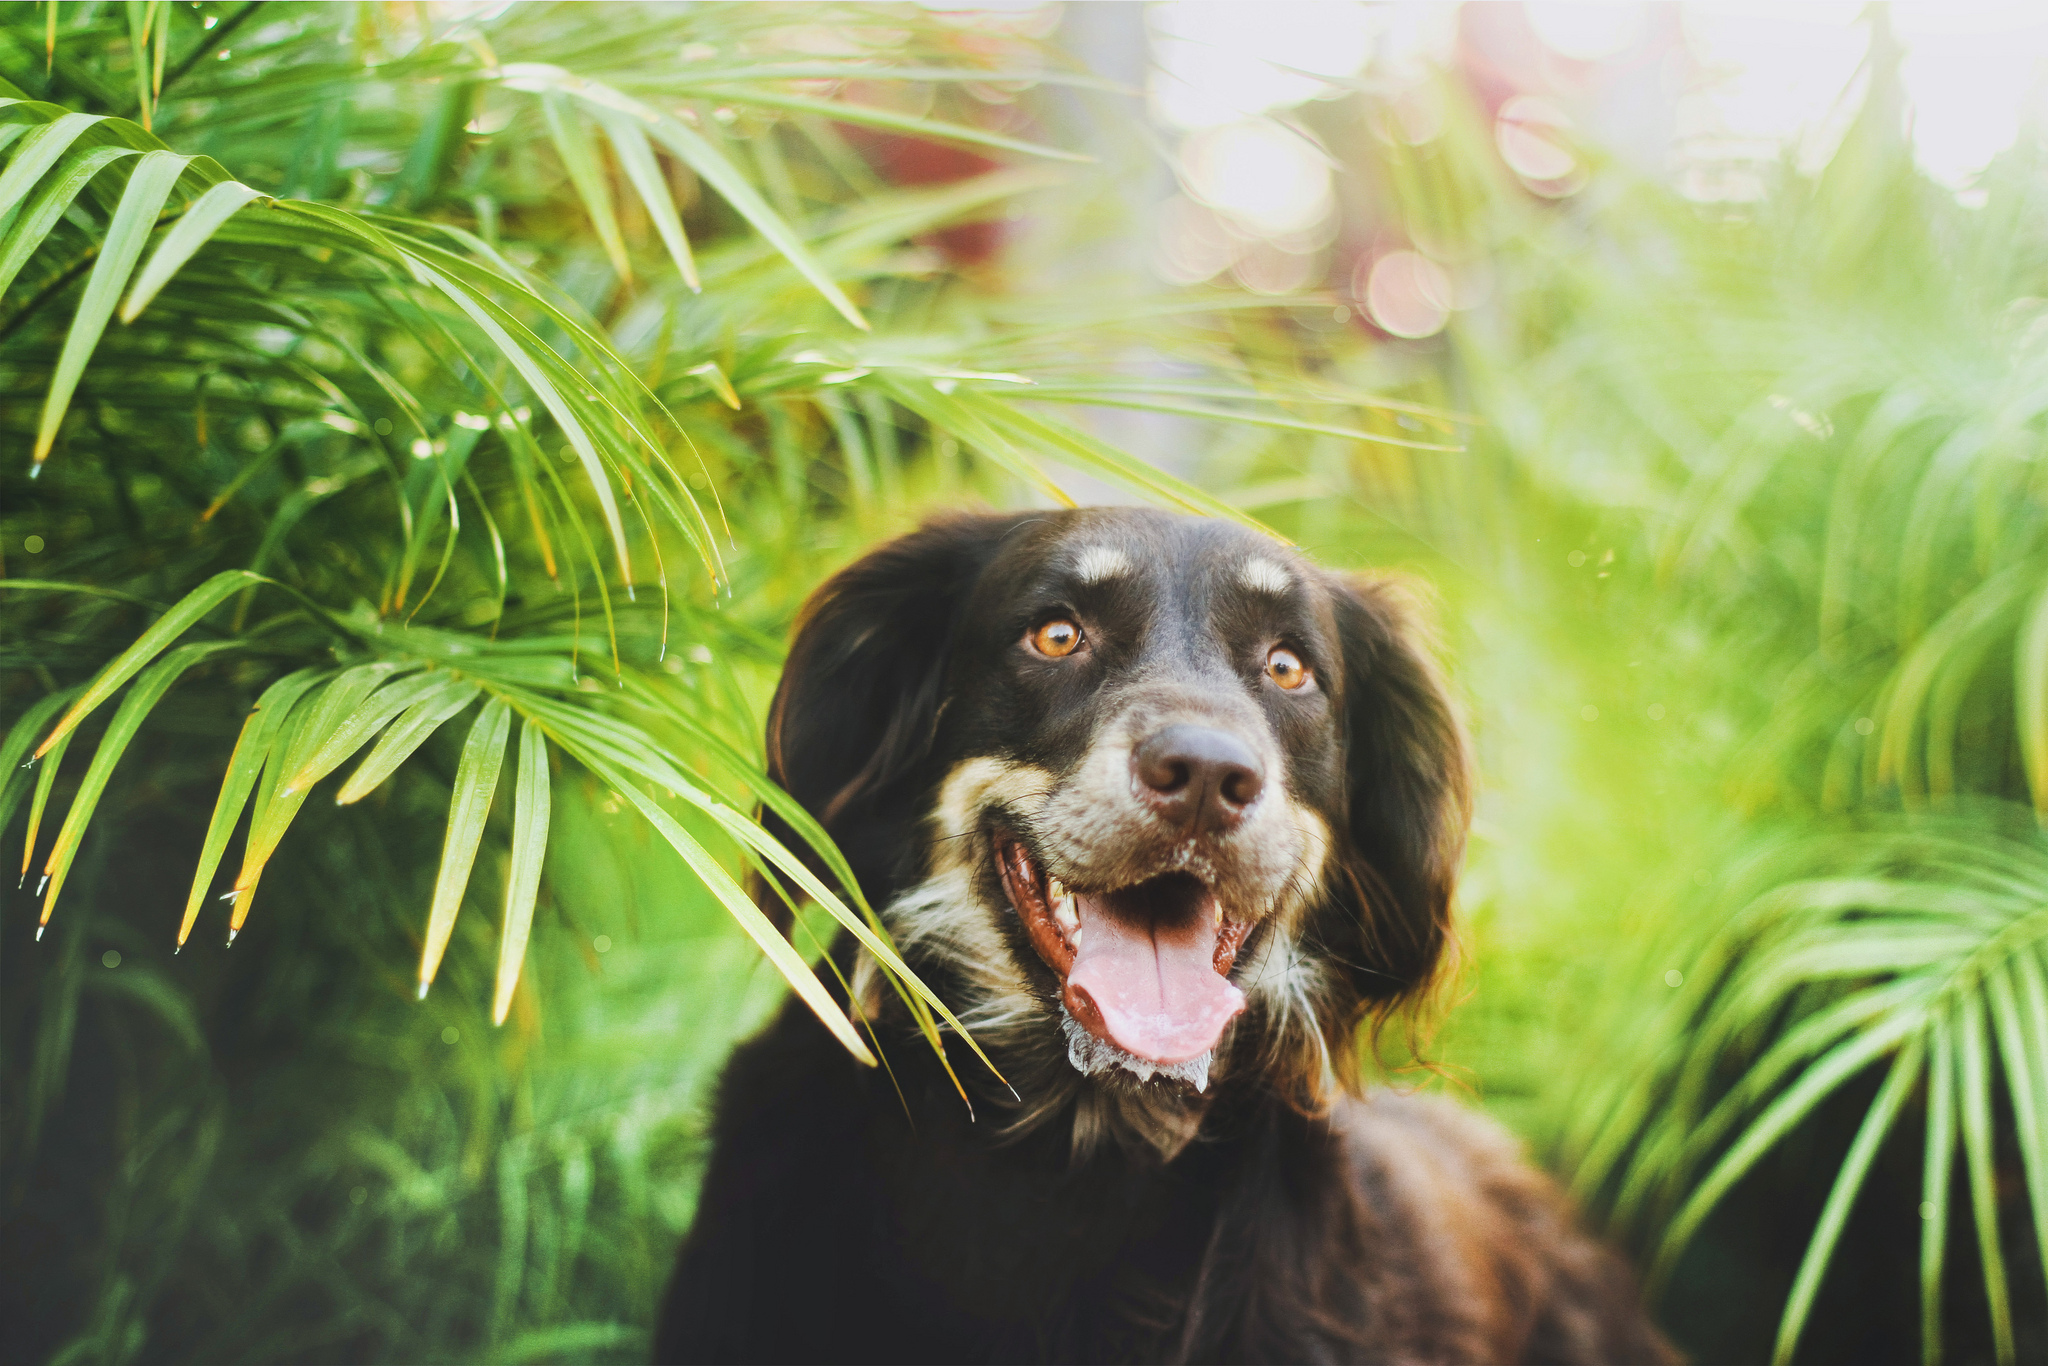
[655,509,1677,1364]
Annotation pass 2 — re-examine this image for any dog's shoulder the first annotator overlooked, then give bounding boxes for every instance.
[1326,1089,1681,1365]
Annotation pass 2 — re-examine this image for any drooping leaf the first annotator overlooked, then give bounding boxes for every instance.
[418,695,511,994]
[179,669,323,947]
[1772,1039,1923,1365]
[1958,994,2016,1365]
[0,110,106,219]
[37,639,237,928]
[33,571,256,761]
[491,718,550,1025]
[0,687,76,835]
[2014,575,2048,815]
[33,148,193,465]
[18,721,74,896]
[540,92,630,282]
[280,667,441,795]
[226,663,405,932]
[1984,961,2048,1324]
[1656,1010,1921,1278]
[334,677,482,805]
[590,756,876,1066]
[495,65,867,330]
[119,178,265,321]
[406,259,635,585]
[0,143,137,299]
[677,84,1092,165]
[1921,1012,1957,1366]
[591,109,697,291]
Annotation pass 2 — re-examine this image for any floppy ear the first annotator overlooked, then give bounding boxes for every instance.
[763,511,1034,909]
[1322,575,1472,1007]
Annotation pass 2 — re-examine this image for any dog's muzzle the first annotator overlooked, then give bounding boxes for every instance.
[995,830,1253,1068]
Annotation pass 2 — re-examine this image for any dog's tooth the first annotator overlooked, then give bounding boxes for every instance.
[1054,899,1079,935]
[1050,878,1065,900]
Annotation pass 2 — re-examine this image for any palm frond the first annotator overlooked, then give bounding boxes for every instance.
[1571,818,2048,1364]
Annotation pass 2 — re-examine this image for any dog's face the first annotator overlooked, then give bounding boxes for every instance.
[765,509,1469,1148]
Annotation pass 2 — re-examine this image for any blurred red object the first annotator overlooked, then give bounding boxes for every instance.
[840,125,1004,267]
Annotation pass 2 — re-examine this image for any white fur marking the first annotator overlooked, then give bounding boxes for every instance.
[1072,544,1133,584]
[1239,556,1292,594]
[1061,1005,1213,1091]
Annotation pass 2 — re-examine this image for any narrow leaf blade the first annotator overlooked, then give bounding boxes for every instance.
[492,719,551,1025]
[179,669,322,946]
[420,697,512,993]
[0,688,76,833]
[1773,1040,1924,1365]
[38,640,234,927]
[34,149,192,464]
[279,667,438,795]
[0,111,104,219]
[594,111,697,290]
[334,679,482,805]
[120,179,263,321]
[0,144,137,300]
[541,93,631,281]
[34,572,253,760]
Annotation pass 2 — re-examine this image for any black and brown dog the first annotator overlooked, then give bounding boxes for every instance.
[656,509,1677,1364]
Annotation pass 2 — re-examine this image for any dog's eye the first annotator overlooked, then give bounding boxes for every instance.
[1031,618,1085,658]
[1266,646,1310,690]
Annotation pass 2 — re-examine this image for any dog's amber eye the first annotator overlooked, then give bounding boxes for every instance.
[1266,646,1309,690]
[1031,618,1084,658]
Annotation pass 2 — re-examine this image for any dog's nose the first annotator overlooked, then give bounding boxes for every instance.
[1133,725,1264,832]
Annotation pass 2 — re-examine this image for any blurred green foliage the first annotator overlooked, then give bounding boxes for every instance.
[2,4,2045,1365]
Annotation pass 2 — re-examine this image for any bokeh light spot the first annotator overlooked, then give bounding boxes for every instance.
[1496,96,1580,187]
[1180,121,1333,237]
[1360,250,1452,339]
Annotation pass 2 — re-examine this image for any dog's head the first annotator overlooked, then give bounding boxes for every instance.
[765,509,1470,1151]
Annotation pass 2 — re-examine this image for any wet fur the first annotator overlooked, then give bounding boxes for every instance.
[656,510,1677,1364]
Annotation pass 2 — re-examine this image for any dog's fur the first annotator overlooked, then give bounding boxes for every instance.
[655,510,1677,1364]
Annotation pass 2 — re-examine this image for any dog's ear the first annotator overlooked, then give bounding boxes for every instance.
[1322,575,1472,1006]
[763,511,1034,907]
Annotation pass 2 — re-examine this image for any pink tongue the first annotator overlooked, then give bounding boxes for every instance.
[1066,888,1246,1065]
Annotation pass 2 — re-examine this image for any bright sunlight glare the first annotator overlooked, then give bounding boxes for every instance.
[1179,122,1333,236]
[1665,3,2048,194]
[1147,0,1383,130]
[1154,2,2048,226]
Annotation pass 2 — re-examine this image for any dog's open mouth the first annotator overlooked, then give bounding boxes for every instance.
[995,830,1251,1073]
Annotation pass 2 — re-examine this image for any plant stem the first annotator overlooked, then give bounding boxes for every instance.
[124,1,261,119]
